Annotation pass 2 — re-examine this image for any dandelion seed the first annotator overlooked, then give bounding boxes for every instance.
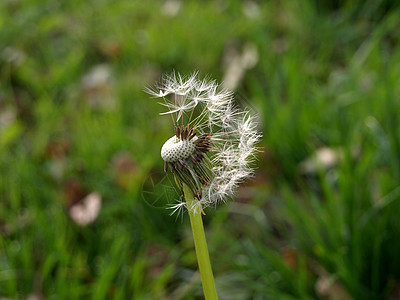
[168,200,186,217]
[147,72,261,214]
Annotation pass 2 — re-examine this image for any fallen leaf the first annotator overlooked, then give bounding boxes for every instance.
[162,0,181,17]
[82,64,116,110]
[69,192,102,226]
[111,152,138,190]
[311,262,353,300]
[299,147,343,175]
[222,42,259,90]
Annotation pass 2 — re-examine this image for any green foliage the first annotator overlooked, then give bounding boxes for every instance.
[1,0,400,298]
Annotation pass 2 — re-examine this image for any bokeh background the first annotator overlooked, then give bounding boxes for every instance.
[2,0,400,299]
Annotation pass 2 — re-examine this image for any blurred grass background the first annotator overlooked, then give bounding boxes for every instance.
[1,0,400,299]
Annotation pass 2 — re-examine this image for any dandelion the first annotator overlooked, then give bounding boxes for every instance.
[146,71,260,214]
[146,72,260,300]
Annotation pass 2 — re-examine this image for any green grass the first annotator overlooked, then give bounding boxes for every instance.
[1,0,400,299]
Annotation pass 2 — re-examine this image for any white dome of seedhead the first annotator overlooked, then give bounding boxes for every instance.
[146,72,261,214]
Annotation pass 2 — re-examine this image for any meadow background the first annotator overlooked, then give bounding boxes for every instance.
[1,0,400,299]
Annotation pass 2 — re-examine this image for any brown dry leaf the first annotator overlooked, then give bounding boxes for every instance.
[387,280,400,300]
[45,139,69,181]
[63,180,86,207]
[111,152,138,190]
[45,139,69,160]
[99,40,122,58]
[146,244,170,279]
[282,246,298,269]
[272,38,289,54]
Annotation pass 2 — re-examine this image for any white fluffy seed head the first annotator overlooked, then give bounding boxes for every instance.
[147,71,261,214]
[161,136,197,162]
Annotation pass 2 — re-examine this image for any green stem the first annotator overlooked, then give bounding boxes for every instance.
[183,184,218,300]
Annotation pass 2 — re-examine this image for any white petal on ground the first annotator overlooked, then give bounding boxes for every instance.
[69,192,102,226]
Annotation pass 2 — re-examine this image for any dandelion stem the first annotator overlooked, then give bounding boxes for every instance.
[183,183,218,300]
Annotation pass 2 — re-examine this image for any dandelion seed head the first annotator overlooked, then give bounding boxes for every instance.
[147,72,261,214]
[161,136,197,162]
